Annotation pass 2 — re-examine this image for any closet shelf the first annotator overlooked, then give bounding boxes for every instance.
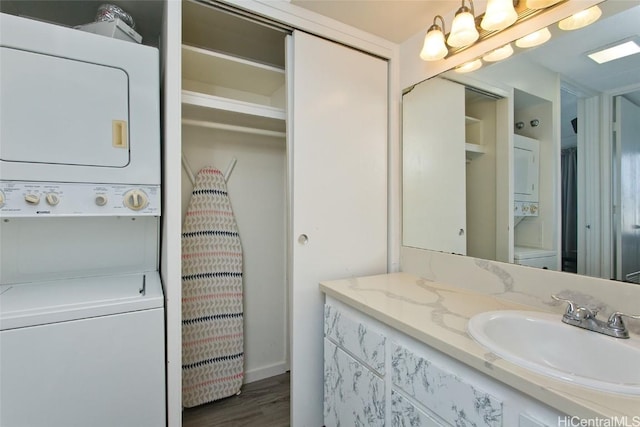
[465,142,486,161]
[183,90,286,121]
[182,92,286,136]
[182,44,285,97]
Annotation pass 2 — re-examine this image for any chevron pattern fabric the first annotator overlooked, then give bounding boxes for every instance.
[182,167,244,408]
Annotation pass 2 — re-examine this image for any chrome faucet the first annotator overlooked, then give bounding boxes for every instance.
[551,295,640,339]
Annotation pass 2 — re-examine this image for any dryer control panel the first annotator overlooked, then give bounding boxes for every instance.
[0,181,160,217]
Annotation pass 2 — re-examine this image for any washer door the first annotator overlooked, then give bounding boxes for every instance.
[0,47,130,168]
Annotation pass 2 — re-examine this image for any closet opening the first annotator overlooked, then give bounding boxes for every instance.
[181,0,290,422]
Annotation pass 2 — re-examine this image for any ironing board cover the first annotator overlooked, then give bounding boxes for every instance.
[181,167,244,407]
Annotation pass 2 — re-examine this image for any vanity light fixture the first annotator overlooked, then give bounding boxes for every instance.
[558,5,602,31]
[454,58,483,73]
[447,0,480,48]
[515,27,551,48]
[481,0,518,32]
[419,0,566,62]
[587,39,640,64]
[525,0,562,10]
[420,15,448,61]
[483,43,514,62]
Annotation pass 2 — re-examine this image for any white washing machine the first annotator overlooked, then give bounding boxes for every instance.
[0,274,165,427]
[0,13,165,427]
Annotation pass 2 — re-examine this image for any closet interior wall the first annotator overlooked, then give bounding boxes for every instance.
[181,0,289,384]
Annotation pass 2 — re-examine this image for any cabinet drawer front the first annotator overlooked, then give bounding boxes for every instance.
[391,390,444,427]
[324,339,385,427]
[324,304,386,375]
[392,344,502,427]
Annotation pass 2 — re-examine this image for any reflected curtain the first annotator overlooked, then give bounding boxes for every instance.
[561,147,578,266]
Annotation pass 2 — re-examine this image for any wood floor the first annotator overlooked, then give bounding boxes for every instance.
[182,372,290,427]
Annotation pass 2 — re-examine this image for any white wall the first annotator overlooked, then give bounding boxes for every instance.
[160,1,182,425]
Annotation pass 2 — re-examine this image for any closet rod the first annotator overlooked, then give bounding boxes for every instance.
[182,118,286,138]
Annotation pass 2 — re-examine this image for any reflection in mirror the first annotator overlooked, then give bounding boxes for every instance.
[402,0,640,283]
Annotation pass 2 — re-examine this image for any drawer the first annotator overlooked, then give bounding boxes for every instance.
[324,339,385,427]
[324,304,386,375]
[392,343,502,427]
[391,389,444,427]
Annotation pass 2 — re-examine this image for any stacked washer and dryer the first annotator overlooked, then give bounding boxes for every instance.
[0,13,165,426]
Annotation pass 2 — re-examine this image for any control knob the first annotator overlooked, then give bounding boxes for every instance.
[45,192,60,206]
[95,195,108,206]
[123,189,149,211]
[25,193,40,205]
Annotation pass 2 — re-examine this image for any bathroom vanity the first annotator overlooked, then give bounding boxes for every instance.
[321,273,640,426]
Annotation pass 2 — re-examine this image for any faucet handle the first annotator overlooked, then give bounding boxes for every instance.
[551,294,598,319]
[551,294,576,314]
[608,312,640,331]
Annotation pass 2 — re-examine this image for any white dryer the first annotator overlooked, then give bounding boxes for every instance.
[0,12,160,186]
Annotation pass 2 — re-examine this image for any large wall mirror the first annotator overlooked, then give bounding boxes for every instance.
[403,0,640,283]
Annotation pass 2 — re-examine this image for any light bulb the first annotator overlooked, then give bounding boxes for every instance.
[420,26,448,61]
[455,59,483,73]
[483,43,514,62]
[559,5,602,31]
[481,0,518,32]
[515,27,551,48]
[526,0,563,9]
[447,7,479,47]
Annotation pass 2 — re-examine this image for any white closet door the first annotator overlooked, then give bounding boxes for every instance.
[288,31,388,426]
[403,77,466,255]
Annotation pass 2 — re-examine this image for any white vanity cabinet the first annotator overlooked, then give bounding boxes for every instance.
[324,298,567,427]
[324,304,386,426]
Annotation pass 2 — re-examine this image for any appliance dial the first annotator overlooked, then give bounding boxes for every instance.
[123,189,149,211]
[25,193,40,205]
[95,195,108,206]
[46,193,60,206]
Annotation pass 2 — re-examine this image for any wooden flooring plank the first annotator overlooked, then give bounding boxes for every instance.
[183,372,290,427]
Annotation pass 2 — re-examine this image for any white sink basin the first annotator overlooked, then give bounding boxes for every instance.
[468,310,640,395]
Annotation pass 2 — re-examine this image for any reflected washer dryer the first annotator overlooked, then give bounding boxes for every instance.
[0,12,165,427]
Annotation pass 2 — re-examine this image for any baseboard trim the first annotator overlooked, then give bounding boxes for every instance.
[244,361,289,384]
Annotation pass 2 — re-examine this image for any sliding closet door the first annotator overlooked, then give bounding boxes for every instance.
[287,31,388,426]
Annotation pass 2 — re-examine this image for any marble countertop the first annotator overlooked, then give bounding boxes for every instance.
[319,272,640,420]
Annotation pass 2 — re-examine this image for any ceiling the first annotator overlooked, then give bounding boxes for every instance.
[290,0,460,43]
[523,1,640,96]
